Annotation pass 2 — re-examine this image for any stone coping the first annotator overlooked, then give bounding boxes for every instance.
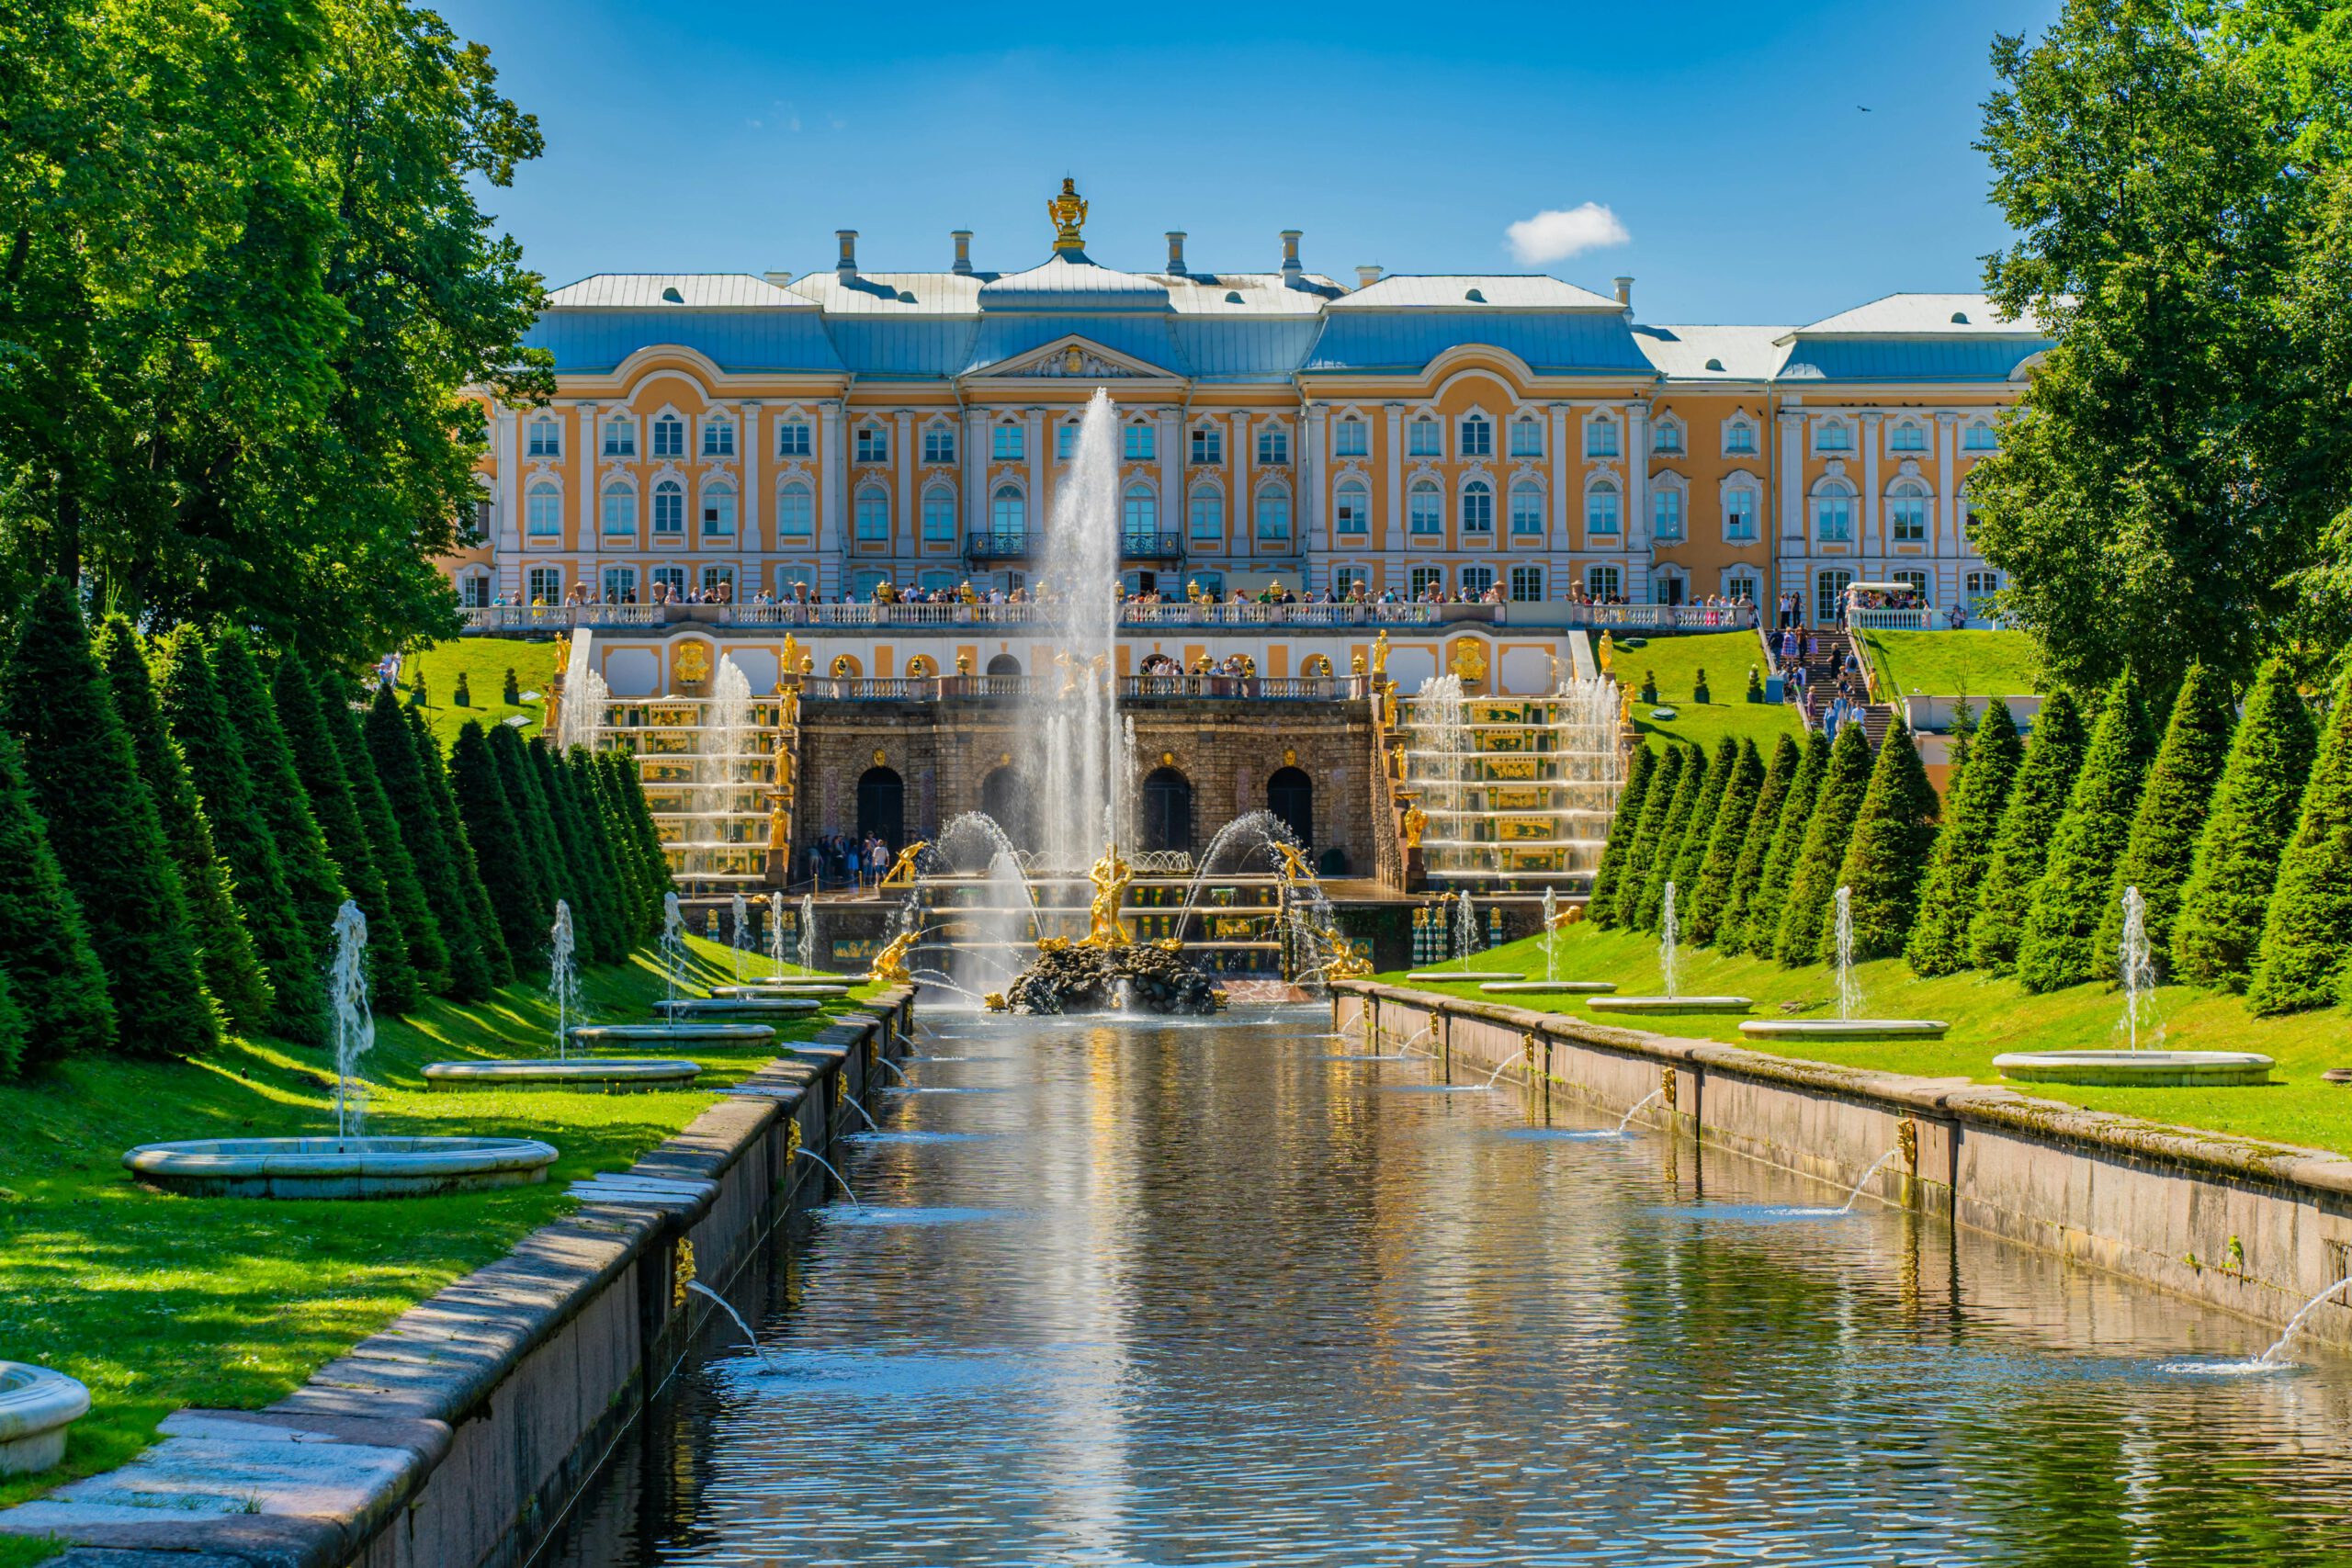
[1994,1049,2274,1087]
[653,997,823,1016]
[1740,1020,1950,1041]
[1586,995,1755,1015]
[1337,980,2352,1201]
[123,1136,560,1199]
[1405,970,1525,983]
[711,982,854,998]
[1479,980,1616,995]
[571,1021,776,1046]
[421,1059,702,1090]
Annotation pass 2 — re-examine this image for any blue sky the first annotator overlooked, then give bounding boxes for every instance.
[437,0,2059,326]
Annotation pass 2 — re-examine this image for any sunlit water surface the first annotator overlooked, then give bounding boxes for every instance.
[548,1010,2352,1565]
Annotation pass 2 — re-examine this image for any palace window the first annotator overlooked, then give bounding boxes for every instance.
[702,566,736,597]
[1258,426,1289,466]
[923,425,956,465]
[701,482,737,538]
[1585,565,1621,600]
[458,571,490,609]
[703,417,735,457]
[1188,488,1224,541]
[777,481,813,539]
[1586,416,1620,457]
[650,566,685,600]
[1057,423,1079,461]
[1966,569,2000,608]
[1124,483,1158,535]
[1124,423,1155,461]
[777,421,811,457]
[601,482,636,536]
[1653,486,1685,541]
[526,481,561,537]
[1815,419,1852,453]
[1460,415,1491,458]
[652,414,685,459]
[991,484,1025,536]
[1334,480,1369,536]
[1725,572,1759,606]
[652,479,684,536]
[922,487,956,543]
[1888,481,1930,543]
[1333,567,1368,597]
[1335,417,1368,457]
[1652,419,1683,455]
[1724,487,1759,541]
[1893,568,1930,601]
[526,417,560,457]
[1254,488,1291,543]
[1510,416,1542,458]
[1408,416,1442,458]
[1812,482,1854,542]
[603,418,635,457]
[526,567,562,604]
[993,423,1023,461]
[1889,421,1926,453]
[1461,565,1495,598]
[1815,569,1853,624]
[1408,480,1442,536]
[855,425,888,464]
[1510,481,1544,536]
[1510,565,1544,603]
[1409,566,1444,597]
[854,486,889,543]
[602,566,639,602]
[1724,419,1757,456]
[1963,420,1998,452]
[1586,480,1621,536]
[1461,479,1493,535]
[1959,489,1977,544]
[1190,425,1222,465]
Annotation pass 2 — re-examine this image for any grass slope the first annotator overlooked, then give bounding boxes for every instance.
[401,638,560,752]
[1381,923,2352,1156]
[1864,629,2042,700]
[0,933,874,1517]
[1602,630,1798,756]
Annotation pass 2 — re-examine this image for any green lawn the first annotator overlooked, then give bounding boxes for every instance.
[0,933,876,1518]
[1863,629,2042,701]
[1599,630,1800,756]
[401,637,561,751]
[1385,923,2352,1157]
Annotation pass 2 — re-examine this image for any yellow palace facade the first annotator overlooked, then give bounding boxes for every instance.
[448,184,2044,624]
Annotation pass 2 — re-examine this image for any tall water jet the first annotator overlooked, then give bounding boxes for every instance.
[662,893,689,1019]
[798,893,817,974]
[328,901,374,1139]
[2119,885,2158,1051]
[1541,887,1558,986]
[730,889,750,985]
[1659,883,1679,999]
[767,890,788,979]
[1455,891,1477,971]
[687,657,754,882]
[1832,886,1861,1021]
[1024,389,1125,868]
[549,900,581,1060]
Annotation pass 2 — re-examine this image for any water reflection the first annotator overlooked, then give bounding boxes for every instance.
[548,1012,2352,1566]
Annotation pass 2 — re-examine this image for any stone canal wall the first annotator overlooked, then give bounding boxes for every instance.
[1334,982,2352,1348]
[3,989,914,1568]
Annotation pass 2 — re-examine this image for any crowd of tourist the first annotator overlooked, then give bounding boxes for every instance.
[805,830,899,890]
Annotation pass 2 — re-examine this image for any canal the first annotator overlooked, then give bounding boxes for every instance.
[549,1010,2352,1565]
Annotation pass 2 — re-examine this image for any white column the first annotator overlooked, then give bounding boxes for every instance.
[1936,411,1959,556]
[1778,410,1806,613]
[574,402,596,558]
[1383,404,1404,552]
[895,410,913,571]
[1024,409,1045,547]
[964,408,988,540]
[820,400,844,596]
[1860,412,1883,564]
[1158,409,1180,559]
[1231,412,1252,559]
[741,400,761,587]
[1301,404,1326,586]
[1624,403,1650,604]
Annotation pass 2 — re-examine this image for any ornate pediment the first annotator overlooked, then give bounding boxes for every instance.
[986,334,1177,382]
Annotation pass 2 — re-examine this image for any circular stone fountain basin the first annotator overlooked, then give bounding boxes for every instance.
[712,983,851,998]
[0,1364,89,1474]
[1479,980,1617,995]
[1993,1050,2275,1087]
[123,1136,559,1199]
[571,1023,776,1048]
[654,998,822,1018]
[1585,996,1753,1016]
[1405,971,1527,984]
[421,1059,701,1092]
[1740,1019,1950,1042]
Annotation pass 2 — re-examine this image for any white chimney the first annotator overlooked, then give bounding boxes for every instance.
[836,230,859,282]
[1166,231,1188,276]
[1281,229,1303,278]
[952,230,973,276]
[1355,265,1383,290]
[1614,275,1634,310]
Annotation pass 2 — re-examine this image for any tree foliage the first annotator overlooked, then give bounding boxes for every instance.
[1634,747,1709,932]
[363,687,492,999]
[1688,740,1764,946]
[1609,747,1684,928]
[1968,690,2088,974]
[2095,662,2238,971]
[1716,735,1801,956]
[1665,739,1738,921]
[1586,745,1656,929]
[2247,666,2352,1015]
[2018,671,2154,992]
[1774,723,1874,966]
[1739,732,1829,957]
[1905,698,2025,976]
[1833,723,1941,961]
[0,732,114,1071]
[449,722,539,972]
[2172,657,2317,987]
[319,674,448,992]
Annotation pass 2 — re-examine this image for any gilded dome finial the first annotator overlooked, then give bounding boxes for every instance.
[1048,176,1088,253]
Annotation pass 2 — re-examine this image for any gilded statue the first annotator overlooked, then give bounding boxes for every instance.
[1596,630,1615,673]
[983,991,1008,1012]
[776,684,799,730]
[1370,629,1390,681]
[780,634,803,682]
[1048,176,1089,250]
[1329,944,1374,980]
[765,798,790,851]
[869,928,920,987]
[1272,841,1315,886]
[1450,638,1488,685]
[1383,687,1398,729]
[880,840,928,888]
[675,640,713,684]
[1083,849,1134,947]
[553,634,571,670]
[1401,801,1429,850]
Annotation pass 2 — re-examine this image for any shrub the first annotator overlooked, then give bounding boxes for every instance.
[451,670,471,708]
[320,675,449,992]
[1586,745,1656,928]
[2018,670,2154,993]
[1774,722,1874,965]
[450,722,543,970]
[2095,663,2236,975]
[503,666,521,705]
[1666,738,1738,919]
[1745,666,1763,704]
[1634,746,1709,931]
[1967,690,2087,975]
[2247,667,2352,1015]
[407,673,429,709]
[1905,698,2023,976]
[1831,721,1940,960]
[1638,671,1658,704]
[1717,734,1801,955]
[364,688,495,999]
[1691,667,1712,705]
[2172,658,2317,989]
[1737,731,1828,956]
[1609,747,1684,927]
[0,733,115,1071]
[1688,739,1764,945]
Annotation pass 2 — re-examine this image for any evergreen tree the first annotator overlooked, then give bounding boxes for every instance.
[154,627,325,1043]
[1905,698,2024,976]
[272,653,418,1013]
[1967,690,2088,975]
[1634,747,1709,931]
[604,749,676,918]
[95,618,271,1028]
[564,748,644,949]
[1739,731,1828,957]
[2247,668,2352,1016]
[450,722,542,971]
[410,706,514,986]
[529,741,625,964]
[1774,723,1874,964]
[1688,739,1765,947]
[503,666,521,705]
[211,633,351,989]
[1717,734,1801,956]
[0,733,116,1068]
[2095,663,2236,973]
[1831,722,1940,960]
[1585,745,1656,929]
[1667,738,1739,914]
[2018,671,2154,993]
[485,723,561,935]
[364,688,494,1000]
[0,580,218,1055]
[2172,659,2318,989]
[1609,747,1685,928]
[0,966,28,1082]
[320,674,449,991]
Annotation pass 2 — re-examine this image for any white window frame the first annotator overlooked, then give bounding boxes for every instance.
[922,486,957,544]
[1407,480,1442,536]
[700,481,737,539]
[652,479,685,536]
[1334,417,1368,457]
[1508,416,1542,458]
[1334,479,1370,536]
[651,412,686,460]
[526,481,562,538]
[1508,480,1544,536]
[702,416,735,457]
[777,480,813,540]
[854,486,890,543]
[777,421,811,458]
[526,417,560,458]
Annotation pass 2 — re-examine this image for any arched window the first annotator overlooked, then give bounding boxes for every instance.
[991,484,1025,537]
[1585,479,1621,536]
[1811,479,1855,542]
[1460,414,1491,457]
[1963,420,1998,452]
[1652,483,1685,541]
[1408,416,1442,457]
[1334,479,1370,536]
[856,767,904,850]
[602,417,635,457]
[651,413,685,458]
[979,765,1032,844]
[854,485,890,543]
[1335,416,1368,457]
[1268,767,1313,848]
[922,486,956,543]
[1408,479,1442,536]
[986,653,1023,676]
[1586,416,1620,457]
[1887,479,1930,543]
[1652,417,1684,454]
[1142,767,1193,853]
[1510,481,1544,536]
[1254,487,1291,543]
[601,481,636,536]
[526,417,560,457]
[652,479,684,536]
[1123,483,1158,536]
[1461,479,1493,535]
[1187,486,1223,541]
[1724,418,1757,456]
[777,480,813,540]
[1724,485,1759,540]
[701,481,736,538]
[525,481,561,537]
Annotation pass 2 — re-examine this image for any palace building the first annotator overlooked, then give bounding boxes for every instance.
[447,181,2046,624]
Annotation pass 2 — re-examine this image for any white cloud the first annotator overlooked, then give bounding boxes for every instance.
[1504,203,1630,265]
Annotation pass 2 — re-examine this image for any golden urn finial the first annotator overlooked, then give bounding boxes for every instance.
[1048,176,1089,253]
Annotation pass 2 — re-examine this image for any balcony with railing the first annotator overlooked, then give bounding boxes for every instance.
[963,532,1033,562]
[798,673,1372,704]
[460,601,1476,634]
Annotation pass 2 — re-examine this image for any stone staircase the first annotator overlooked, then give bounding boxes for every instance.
[1781,627,1896,749]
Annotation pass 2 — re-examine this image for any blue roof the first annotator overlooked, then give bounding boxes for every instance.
[522,310,844,375]
[1301,312,1649,375]
[1778,336,2046,383]
[962,313,1186,376]
[824,319,979,378]
[1172,317,1327,381]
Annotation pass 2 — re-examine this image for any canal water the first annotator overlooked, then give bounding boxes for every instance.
[549,1011,2352,1565]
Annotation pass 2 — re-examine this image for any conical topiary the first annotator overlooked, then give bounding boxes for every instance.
[2247,667,2352,1016]
[273,652,418,1014]
[2172,658,2317,989]
[1586,744,1656,929]
[563,749,642,951]
[0,732,115,1070]
[451,722,544,971]
[1966,690,2087,975]
[321,673,449,992]
[603,748,676,919]
[1689,739,1765,946]
[1610,747,1684,928]
[2094,663,2236,976]
[413,707,514,986]
[1738,731,1828,957]
[2018,670,2154,993]
[1716,734,1800,956]
[0,581,218,1056]
[154,626,324,1043]
[1831,721,1939,960]
[364,688,493,1000]
[452,671,471,708]
[95,618,272,1029]
[1774,722,1874,965]
[486,723,562,938]
[212,633,351,994]
[1905,698,2023,976]
[503,666,521,705]
[1691,668,1712,705]
[1666,738,1739,916]
[529,740,625,964]
[1634,746,1710,931]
